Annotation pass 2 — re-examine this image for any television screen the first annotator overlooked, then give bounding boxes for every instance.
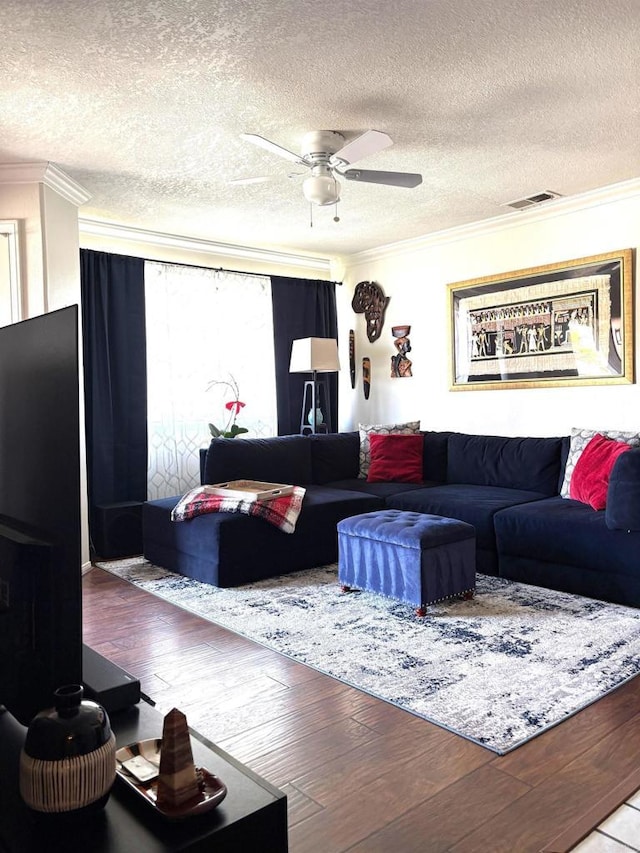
[0,305,82,725]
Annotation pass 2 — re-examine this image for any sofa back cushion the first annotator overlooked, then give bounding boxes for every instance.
[606,449,640,530]
[422,431,456,483]
[446,433,564,495]
[204,435,313,486]
[310,432,359,484]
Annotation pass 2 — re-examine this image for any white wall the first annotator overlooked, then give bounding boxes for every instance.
[0,174,90,567]
[0,183,46,315]
[41,184,82,310]
[339,186,640,438]
[0,180,84,315]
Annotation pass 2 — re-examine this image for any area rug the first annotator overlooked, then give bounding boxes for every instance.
[98,557,640,754]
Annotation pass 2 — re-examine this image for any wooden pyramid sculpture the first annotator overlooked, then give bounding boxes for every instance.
[156,708,200,811]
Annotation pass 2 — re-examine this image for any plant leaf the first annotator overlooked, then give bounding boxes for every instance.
[228,424,248,437]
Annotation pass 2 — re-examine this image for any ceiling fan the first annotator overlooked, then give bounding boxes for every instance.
[239,129,422,207]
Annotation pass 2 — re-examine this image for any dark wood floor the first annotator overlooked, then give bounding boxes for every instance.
[83,566,640,853]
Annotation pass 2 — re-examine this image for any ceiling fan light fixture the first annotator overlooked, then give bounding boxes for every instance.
[302,165,341,206]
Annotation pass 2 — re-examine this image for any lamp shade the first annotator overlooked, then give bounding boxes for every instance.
[289,337,340,373]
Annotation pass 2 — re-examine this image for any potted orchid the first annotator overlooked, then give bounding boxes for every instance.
[206,374,248,438]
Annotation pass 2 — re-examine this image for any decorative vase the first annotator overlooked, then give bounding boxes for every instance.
[307,407,324,427]
[19,684,116,816]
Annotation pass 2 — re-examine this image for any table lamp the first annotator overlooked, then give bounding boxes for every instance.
[289,337,340,434]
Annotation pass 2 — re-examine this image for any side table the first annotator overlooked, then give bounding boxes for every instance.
[0,700,288,852]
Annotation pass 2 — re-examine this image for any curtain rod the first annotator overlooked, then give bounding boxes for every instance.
[148,257,341,284]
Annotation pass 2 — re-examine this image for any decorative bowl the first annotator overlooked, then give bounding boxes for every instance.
[391,325,411,338]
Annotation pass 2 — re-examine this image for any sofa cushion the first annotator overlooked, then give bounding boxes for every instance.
[367,433,424,483]
[358,420,420,478]
[325,478,435,499]
[203,435,313,486]
[560,426,640,497]
[606,449,640,531]
[143,486,383,587]
[446,433,563,495]
[570,433,631,510]
[309,432,359,484]
[495,496,640,577]
[387,484,546,551]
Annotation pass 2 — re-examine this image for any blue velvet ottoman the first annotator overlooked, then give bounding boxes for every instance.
[337,509,476,615]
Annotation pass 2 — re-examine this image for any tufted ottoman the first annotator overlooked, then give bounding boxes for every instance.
[337,509,476,616]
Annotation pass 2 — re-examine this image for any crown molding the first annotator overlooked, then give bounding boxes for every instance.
[78,217,335,273]
[347,176,640,264]
[0,162,91,206]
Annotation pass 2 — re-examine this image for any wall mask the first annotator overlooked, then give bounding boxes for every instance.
[352,281,390,343]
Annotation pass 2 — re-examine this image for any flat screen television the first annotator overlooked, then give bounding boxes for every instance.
[0,305,82,725]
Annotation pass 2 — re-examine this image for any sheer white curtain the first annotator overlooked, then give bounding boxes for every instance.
[145,262,277,499]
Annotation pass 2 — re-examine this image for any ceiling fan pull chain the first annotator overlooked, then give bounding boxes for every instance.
[309,203,314,228]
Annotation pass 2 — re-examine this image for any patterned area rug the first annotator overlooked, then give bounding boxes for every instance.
[98,557,640,754]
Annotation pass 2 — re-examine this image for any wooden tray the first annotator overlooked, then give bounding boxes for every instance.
[203,479,294,502]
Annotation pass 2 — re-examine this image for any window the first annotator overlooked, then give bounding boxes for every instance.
[145,262,277,499]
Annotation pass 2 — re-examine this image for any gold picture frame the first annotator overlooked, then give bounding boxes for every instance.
[448,249,634,391]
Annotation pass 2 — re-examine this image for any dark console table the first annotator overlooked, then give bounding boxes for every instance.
[0,700,288,852]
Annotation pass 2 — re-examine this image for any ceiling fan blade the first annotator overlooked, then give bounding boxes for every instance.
[342,168,423,188]
[240,133,306,165]
[230,170,306,186]
[330,130,393,166]
[229,175,274,186]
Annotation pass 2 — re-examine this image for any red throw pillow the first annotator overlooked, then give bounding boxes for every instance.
[367,433,424,483]
[570,433,632,510]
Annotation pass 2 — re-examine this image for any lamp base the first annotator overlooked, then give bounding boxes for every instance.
[307,408,324,427]
[300,380,331,435]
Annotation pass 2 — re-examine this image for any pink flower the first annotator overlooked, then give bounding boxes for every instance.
[225,400,246,416]
[207,375,249,438]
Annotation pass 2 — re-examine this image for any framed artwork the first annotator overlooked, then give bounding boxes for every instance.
[448,249,634,391]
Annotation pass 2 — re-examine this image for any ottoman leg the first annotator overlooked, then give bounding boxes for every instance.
[461,590,475,600]
[341,584,352,593]
[416,605,427,617]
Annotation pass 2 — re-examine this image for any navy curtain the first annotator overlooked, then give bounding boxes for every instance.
[271,277,338,435]
[80,249,147,555]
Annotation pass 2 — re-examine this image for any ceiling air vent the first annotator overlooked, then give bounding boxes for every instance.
[504,190,563,210]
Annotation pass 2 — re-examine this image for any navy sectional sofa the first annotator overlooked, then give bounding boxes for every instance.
[142,430,640,607]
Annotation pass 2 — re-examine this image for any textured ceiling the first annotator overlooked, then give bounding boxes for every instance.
[2,0,640,256]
